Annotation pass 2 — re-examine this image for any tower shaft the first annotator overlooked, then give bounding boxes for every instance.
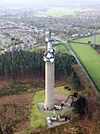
[44,62,55,110]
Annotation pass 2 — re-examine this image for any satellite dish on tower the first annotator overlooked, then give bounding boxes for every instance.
[44,30,55,63]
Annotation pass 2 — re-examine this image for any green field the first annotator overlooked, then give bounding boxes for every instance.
[30,86,72,128]
[35,8,91,17]
[75,35,100,44]
[54,43,69,54]
[45,8,75,17]
[70,43,100,91]
[35,8,75,17]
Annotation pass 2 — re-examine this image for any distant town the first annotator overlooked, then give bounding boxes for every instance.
[0,7,100,53]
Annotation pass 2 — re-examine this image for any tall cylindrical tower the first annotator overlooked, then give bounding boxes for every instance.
[43,31,55,110]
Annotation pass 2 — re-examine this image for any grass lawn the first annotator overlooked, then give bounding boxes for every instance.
[30,86,72,128]
[70,43,100,91]
[54,43,69,54]
[75,35,100,44]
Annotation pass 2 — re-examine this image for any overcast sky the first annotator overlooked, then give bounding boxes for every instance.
[0,0,100,6]
[0,0,100,3]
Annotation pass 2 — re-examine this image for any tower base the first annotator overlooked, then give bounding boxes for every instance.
[44,104,54,110]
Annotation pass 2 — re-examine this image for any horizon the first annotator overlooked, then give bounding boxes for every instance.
[0,0,100,8]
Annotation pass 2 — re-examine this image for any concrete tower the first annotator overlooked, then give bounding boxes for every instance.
[43,31,55,110]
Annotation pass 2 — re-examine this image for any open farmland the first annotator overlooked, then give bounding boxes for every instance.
[44,8,75,17]
[75,35,100,44]
[70,43,100,91]
[35,8,75,17]
[35,8,92,17]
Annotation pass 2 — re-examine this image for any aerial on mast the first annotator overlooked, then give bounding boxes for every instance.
[47,30,54,51]
[44,30,55,63]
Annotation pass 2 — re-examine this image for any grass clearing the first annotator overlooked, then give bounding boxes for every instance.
[54,43,69,54]
[70,43,100,91]
[30,86,72,128]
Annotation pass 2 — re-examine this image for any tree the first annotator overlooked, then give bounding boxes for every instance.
[0,50,75,91]
[88,41,91,45]
[73,96,87,117]
[71,72,80,89]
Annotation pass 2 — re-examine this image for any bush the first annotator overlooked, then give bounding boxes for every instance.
[0,84,28,97]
